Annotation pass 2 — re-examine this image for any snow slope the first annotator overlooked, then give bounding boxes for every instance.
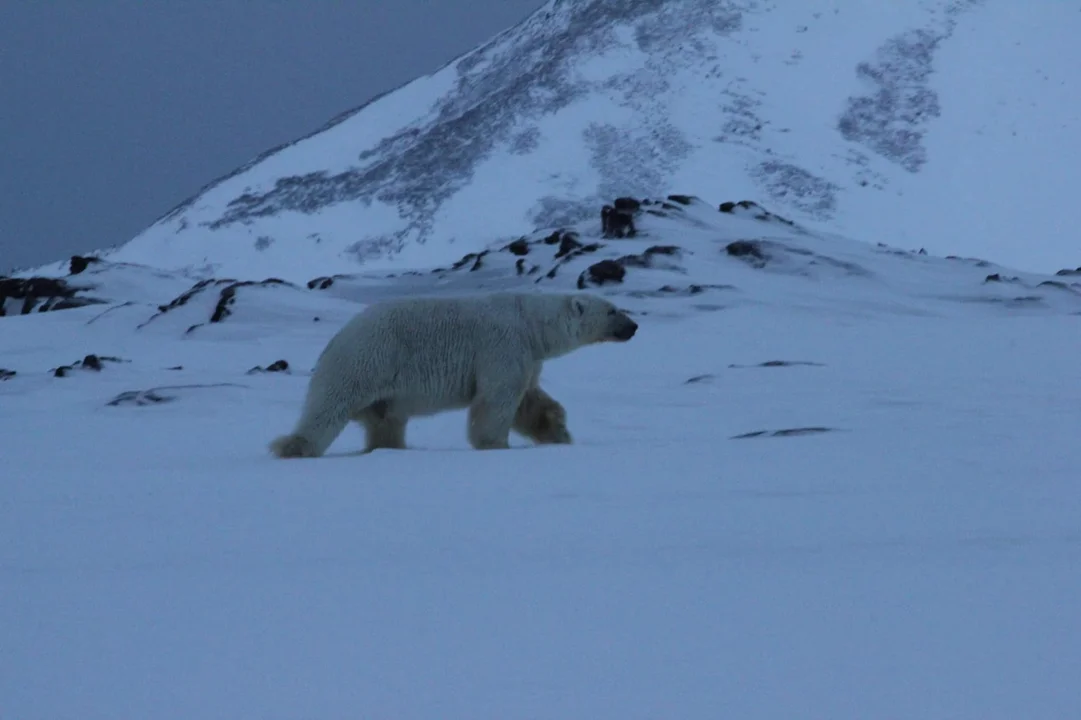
[3,196,1081,718]
[55,0,1080,282]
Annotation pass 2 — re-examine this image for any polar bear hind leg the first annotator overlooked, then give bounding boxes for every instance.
[513,386,572,445]
[352,400,408,452]
[269,377,365,458]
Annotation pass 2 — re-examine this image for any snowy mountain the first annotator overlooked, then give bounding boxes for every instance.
[32,0,1074,281]
[4,1,1081,717]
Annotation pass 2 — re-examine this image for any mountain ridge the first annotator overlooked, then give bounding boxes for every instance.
[26,0,1081,282]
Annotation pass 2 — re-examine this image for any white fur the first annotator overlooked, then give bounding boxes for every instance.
[269,291,637,457]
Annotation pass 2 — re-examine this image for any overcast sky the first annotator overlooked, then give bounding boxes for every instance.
[0,0,542,272]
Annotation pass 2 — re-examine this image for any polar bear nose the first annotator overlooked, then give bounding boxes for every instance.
[613,319,638,341]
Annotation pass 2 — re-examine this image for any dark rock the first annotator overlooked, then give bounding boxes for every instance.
[717,199,796,226]
[719,200,757,213]
[574,244,687,289]
[139,276,292,330]
[145,279,228,327]
[1055,267,1081,277]
[0,368,14,381]
[0,276,105,316]
[664,284,703,295]
[450,250,489,272]
[246,359,290,375]
[666,194,695,205]
[1038,280,1077,292]
[726,240,763,257]
[69,255,101,275]
[732,427,837,439]
[210,278,290,324]
[577,260,626,289]
[554,232,583,259]
[659,284,701,294]
[601,204,637,238]
[628,283,734,299]
[53,354,125,378]
[505,238,531,256]
[725,240,769,268]
[728,360,825,369]
[613,197,641,211]
[684,374,714,384]
[617,245,681,269]
[542,230,563,245]
[307,276,335,290]
[542,242,604,283]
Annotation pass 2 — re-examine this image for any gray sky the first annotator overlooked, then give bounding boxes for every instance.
[0,0,542,273]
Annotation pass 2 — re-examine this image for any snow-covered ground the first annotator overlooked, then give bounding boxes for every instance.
[3,198,1080,718]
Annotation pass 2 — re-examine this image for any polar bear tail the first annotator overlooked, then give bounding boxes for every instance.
[268,389,355,459]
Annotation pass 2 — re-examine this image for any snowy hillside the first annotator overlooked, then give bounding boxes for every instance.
[49,0,1079,281]
[3,193,1081,718]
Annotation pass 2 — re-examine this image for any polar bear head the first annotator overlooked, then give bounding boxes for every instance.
[567,293,638,345]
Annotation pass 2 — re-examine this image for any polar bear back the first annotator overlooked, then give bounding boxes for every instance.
[313,293,553,416]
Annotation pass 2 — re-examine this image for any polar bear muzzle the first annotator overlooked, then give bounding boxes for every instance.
[608,311,638,341]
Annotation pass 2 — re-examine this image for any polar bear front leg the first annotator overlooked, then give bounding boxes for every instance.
[513,386,573,445]
[467,371,530,450]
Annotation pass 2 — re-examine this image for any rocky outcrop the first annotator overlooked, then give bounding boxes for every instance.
[577,245,684,289]
[731,427,837,439]
[142,277,295,333]
[52,354,126,378]
[725,240,769,268]
[0,276,106,316]
[69,255,102,275]
[246,359,290,375]
[718,199,797,227]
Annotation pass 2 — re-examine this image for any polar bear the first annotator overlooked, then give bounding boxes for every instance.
[269,291,638,458]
